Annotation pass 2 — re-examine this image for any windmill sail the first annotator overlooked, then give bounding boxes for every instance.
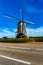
[20,9,24,20]
[5,13,21,20]
[25,20,34,24]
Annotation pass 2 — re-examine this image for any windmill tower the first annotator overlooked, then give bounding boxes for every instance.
[17,21,27,38]
[5,9,34,38]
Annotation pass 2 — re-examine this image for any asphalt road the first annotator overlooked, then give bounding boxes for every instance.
[0,43,43,65]
[0,57,29,65]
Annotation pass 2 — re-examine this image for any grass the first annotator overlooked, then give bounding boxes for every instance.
[0,36,43,43]
[0,38,34,43]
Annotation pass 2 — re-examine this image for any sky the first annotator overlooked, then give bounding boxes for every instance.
[0,0,43,37]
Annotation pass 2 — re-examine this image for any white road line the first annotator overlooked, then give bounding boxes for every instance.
[0,46,31,50]
[36,48,43,51]
[0,55,31,65]
[9,46,31,50]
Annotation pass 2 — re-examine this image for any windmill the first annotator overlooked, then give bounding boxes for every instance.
[5,9,34,38]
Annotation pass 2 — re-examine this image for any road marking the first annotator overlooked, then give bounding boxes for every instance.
[0,46,43,51]
[9,46,31,50]
[0,55,31,65]
[36,48,43,51]
[0,46,31,50]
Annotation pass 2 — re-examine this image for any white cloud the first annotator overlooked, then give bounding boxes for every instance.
[26,26,43,37]
[0,28,17,38]
[0,26,43,38]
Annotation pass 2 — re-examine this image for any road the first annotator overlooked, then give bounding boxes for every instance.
[0,42,43,65]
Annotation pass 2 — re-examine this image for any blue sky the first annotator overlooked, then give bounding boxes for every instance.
[0,0,43,37]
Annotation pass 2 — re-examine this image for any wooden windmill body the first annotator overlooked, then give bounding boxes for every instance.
[16,21,27,38]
